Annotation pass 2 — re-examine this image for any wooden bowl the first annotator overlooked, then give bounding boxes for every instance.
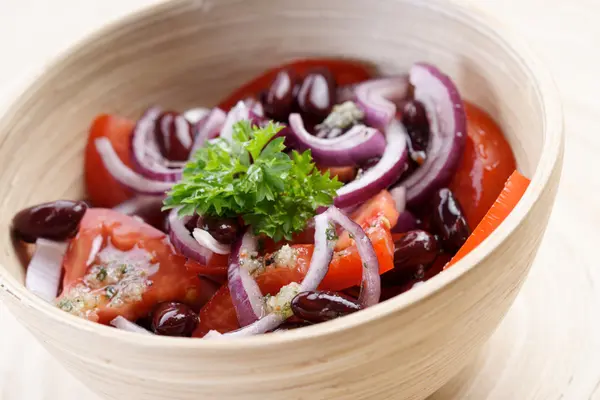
[0,0,563,399]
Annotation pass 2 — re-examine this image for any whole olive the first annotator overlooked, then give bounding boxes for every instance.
[197,215,241,245]
[430,188,471,253]
[291,290,360,323]
[12,200,88,243]
[262,69,299,122]
[151,302,198,337]
[393,230,438,273]
[296,68,337,121]
[381,230,438,287]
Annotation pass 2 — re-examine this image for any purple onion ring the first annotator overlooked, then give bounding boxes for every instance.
[391,63,467,206]
[333,120,408,209]
[354,76,410,130]
[287,113,386,167]
[167,209,213,265]
[228,230,265,327]
[327,207,380,307]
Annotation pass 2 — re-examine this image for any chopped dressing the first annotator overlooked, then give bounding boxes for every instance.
[265,282,302,317]
[57,242,158,319]
[273,245,298,268]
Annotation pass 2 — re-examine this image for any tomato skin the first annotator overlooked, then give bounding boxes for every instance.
[84,115,136,208]
[324,221,395,290]
[449,103,516,229]
[336,190,399,250]
[59,209,211,324]
[194,285,239,336]
[218,58,374,111]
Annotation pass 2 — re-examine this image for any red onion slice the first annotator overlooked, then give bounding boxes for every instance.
[334,120,408,209]
[287,114,386,167]
[190,108,227,154]
[25,239,68,302]
[220,312,284,338]
[327,207,380,307]
[130,107,226,183]
[110,316,152,334]
[392,63,467,206]
[183,107,210,124]
[299,213,336,291]
[95,137,174,195]
[220,101,250,142]
[243,97,265,119]
[167,209,213,264]
[173,115,193,149]
[130,107,182,182]
[192,228,231,255]
[391,186,407,213]
[212,214,335,338]
[354,76,410,130]
[130,107,221,182]
[228,230,265,326]
[391,211,418,234]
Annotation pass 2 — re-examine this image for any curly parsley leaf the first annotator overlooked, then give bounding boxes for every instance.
[163,120,342,241]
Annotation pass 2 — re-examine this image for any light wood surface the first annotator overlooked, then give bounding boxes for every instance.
[0,0,589,399]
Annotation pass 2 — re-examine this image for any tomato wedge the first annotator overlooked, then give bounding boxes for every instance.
[58,209,212,324]
[218,58,374,111]
[336,190,399,250]
[84,115,136,208]
[194,285,239,335]
[193,201,395,336]
[449,102,516,229]
[445,171,530,269]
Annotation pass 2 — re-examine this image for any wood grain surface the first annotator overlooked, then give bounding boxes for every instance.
[0,0,594,399]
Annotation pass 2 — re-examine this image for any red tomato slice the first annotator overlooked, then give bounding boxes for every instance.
[84,115,136,208]
[218,58,374,111]
[336,190,399,250]
[58,209,212,324]
[193,216,395,336]
[445,171,530,269]
[195,285,240,335]
[449,102,516,228]
[184,255,229,278]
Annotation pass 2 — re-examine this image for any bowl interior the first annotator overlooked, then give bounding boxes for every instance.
[0,0,553,334]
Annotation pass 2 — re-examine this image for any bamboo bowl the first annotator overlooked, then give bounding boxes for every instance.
[0,0,563,399]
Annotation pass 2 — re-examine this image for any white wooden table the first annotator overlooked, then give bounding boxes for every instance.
[0,1,598,398]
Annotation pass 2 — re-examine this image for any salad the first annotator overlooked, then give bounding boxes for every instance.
[10,59,530,338]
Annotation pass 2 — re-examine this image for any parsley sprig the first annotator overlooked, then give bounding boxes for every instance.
[163,120,342,241]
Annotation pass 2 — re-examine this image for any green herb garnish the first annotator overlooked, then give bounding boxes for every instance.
[326,221,339,241]
[105,286,117,299]
[96,268,107,282]
[57,298,73,312]
[163,120,342,241]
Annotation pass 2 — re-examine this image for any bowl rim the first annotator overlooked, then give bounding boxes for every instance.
[0,0,564,350]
